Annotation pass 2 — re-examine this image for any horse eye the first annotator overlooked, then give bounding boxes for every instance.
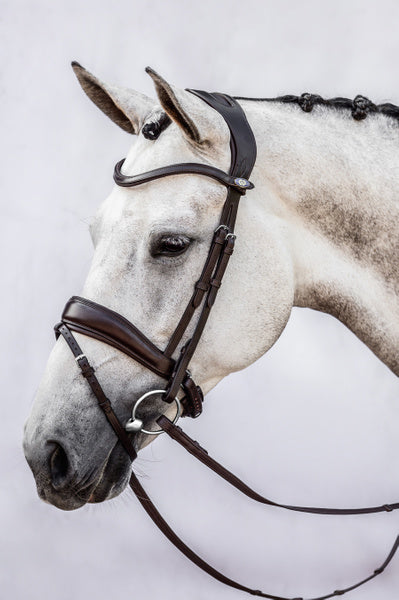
[153,235,191,257]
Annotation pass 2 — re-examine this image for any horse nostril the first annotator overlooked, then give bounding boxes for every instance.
[49,443,70,490]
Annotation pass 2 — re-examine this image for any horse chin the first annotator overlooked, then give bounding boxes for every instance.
[37,485,88,511]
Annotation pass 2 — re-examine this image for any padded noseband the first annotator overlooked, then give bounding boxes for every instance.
[60,296,174,379]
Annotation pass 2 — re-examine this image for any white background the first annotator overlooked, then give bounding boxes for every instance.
[2,1,399,599]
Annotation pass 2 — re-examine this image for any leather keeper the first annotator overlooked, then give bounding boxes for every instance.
[210,278,222,289]
[195,281,209,292]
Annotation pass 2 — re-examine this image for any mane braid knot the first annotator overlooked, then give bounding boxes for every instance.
[234,92,399,124]
[297,93,325,113]
[352,95,375,121]
[298,93,314,112]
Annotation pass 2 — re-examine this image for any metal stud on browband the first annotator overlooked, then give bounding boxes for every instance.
[234,177,251,189]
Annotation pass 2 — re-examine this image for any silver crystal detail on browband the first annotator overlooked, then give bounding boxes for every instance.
[234,177,251,188]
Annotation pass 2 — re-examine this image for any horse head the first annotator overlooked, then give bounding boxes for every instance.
[23,65,294,510]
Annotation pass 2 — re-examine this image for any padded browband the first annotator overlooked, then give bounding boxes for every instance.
[188,90,257,178]
[113,89,256,193]
[60,296,174,378]
[113,160,254,192]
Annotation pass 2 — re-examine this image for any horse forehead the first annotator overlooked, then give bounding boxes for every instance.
[96,169,227,233]
[124,114,231,175]
[95,120,229,232]
[94,187,212,242]
[125,122,198,172]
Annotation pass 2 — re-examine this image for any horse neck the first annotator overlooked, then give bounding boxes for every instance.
[242,99,399,375]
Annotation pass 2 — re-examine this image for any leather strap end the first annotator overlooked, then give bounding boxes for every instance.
[181,377,203,418]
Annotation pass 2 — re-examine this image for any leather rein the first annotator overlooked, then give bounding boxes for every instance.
[55,89,399,599]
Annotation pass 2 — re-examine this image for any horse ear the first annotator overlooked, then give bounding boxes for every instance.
[145,67,215,144]
[71,62,155,134]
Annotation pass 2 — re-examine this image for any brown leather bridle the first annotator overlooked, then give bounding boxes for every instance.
[55,90,399,599]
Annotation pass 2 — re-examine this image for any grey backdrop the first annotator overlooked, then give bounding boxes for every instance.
[2,1,399,599]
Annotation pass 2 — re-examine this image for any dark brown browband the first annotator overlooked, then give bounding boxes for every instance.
[114,159,254,191]
[55,88,399,598]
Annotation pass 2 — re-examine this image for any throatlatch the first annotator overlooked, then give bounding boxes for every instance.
[56,89,399,599]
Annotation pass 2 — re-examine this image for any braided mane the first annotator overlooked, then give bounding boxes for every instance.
[235,93,399,122]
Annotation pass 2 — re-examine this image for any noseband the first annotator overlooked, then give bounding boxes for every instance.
[55,90,399,599]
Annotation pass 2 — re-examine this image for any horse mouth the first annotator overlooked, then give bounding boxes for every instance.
[39,441,133,511]
[85,441,132,504]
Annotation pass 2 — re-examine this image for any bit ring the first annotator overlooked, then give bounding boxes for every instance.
[125,389,181,436]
